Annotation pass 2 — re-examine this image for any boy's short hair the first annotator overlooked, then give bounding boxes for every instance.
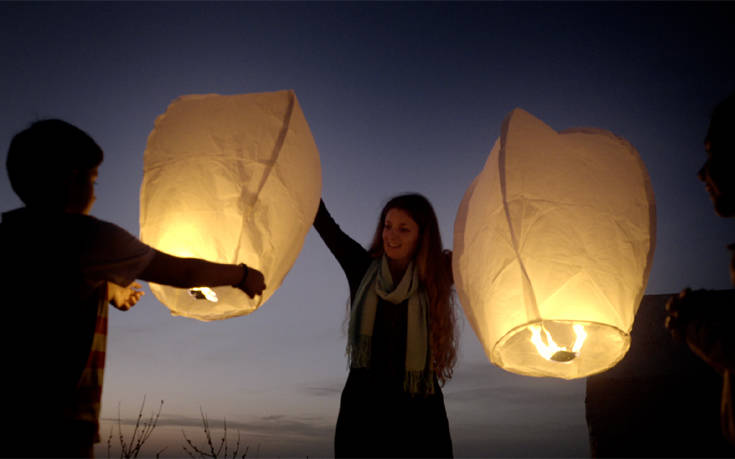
[6,119,103,206]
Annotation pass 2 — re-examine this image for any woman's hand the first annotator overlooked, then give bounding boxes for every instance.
[107,281,145,311]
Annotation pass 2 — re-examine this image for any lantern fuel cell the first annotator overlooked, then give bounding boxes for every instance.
[453,109,656,379]
[189,287,218,302]
[140,90,321,321]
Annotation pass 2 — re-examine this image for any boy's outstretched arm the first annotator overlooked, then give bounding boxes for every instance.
[140,249,266,298]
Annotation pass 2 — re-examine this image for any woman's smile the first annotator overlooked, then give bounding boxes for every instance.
[382,208,419,263]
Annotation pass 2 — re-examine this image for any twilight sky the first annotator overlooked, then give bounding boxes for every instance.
[1,2,734,457]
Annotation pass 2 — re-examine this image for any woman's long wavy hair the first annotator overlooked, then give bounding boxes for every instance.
[367,193,458,385]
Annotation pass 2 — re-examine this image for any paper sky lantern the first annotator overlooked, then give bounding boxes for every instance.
[140,90,321,321]
[453,109,656,379]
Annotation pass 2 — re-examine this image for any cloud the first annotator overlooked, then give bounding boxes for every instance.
[445,383,583,405]
[103,412,333,442]
[101,412,335,458]
[446,360,587,404]
[302,384,342,397]
[453,422,590,458]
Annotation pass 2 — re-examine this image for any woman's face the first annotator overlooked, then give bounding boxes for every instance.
[382,208,420,264]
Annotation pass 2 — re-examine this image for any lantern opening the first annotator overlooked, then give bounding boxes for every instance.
[188,287,219,303]
[493,320,629,379]
[529,323,588,363]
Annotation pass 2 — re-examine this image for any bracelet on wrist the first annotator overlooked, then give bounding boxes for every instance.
[233,263,249,289]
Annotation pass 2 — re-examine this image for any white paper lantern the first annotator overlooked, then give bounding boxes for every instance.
[453,108,656,379]
[139,90,321,321]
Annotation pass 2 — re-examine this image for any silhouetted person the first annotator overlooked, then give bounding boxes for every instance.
[314,195,457,457]
[0,119,265,457]
[666,92,735,447]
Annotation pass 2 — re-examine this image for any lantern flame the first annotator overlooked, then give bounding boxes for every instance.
[529,324,587,362]
[189,287,219,303]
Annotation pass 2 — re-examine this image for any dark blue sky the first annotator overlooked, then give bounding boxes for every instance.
[1,2,734,457]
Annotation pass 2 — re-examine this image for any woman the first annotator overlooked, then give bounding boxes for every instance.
[314,194,458,458]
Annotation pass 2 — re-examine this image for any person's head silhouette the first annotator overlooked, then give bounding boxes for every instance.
[699,93,735,217]
[6,119,103,214]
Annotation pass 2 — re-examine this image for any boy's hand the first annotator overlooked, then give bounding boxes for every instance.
[236,266,266,299]
[107,281,145,311]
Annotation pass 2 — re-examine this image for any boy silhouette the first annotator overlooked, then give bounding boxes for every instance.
[0,119,265,457]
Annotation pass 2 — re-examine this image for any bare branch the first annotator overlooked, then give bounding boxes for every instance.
[180,408,249,458]
[110,397,164,459]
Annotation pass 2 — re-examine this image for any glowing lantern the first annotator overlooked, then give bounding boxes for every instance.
[453,108,655,379]
[140,90,321,321]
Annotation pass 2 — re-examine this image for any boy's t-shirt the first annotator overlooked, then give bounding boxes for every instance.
[0,207,155,442]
